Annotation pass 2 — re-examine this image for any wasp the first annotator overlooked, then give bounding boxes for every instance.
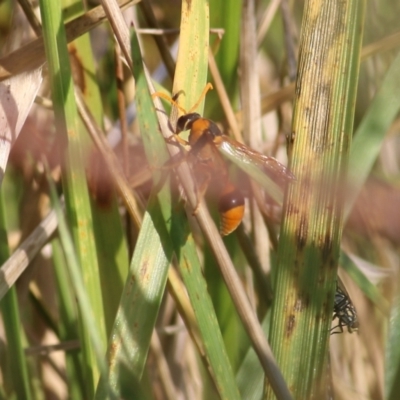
[331,279,359,334]
[170,112,293,235]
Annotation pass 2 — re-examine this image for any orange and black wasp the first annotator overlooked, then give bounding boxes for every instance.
[331,279,359,334]
[168,111,293,235]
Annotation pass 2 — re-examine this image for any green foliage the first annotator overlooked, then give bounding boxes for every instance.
[0,0,399,399]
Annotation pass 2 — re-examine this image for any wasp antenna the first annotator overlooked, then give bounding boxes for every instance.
[152,91,187,114]
[187,83,214,113]
[172,89,185,102]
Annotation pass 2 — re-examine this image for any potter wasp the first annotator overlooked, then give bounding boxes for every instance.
[160,85,293,235]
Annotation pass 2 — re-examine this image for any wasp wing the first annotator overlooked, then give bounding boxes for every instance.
[216,136,294,205]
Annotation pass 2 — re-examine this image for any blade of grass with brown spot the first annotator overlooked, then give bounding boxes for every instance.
[265,1,366,398]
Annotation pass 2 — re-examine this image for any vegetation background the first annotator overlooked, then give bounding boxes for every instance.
[0,0,399,399]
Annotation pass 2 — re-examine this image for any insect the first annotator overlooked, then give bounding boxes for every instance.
[154,83,293,235]
[331,279,359,334]
[171,111,293,235]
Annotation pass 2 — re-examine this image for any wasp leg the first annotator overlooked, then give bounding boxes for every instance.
[165,134,189,147]
[187,83,214,113]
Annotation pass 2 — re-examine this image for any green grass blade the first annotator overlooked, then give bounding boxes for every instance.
[105,18,241,398]
[39,0,106,394]
[171,215,242,399]
[346,50,400,216]
[161,2,243,397]
[205,0,242,120]
[100,17,239,396]
[97,195,173,398]
[47,173,115,398]
[340,251,389,314]
[0,192,31,399]
[236,316,270,400]
[340,26,400,400]
[52,237,85,398]
[171,0,209,111]
[266,1,366,398]
[96,27,174,397]
[63,0,130,336]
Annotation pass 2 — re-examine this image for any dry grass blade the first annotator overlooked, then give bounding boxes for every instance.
[17,0,42,36]
[100,0,132,69]
[0,68,42,183]
[74,89,142,228]
[150,331,178,400]
[0,0,138,81]
[240,0,261,149]
[361,29,400,59]
[240,0,275,257]
[0,210,57,301]
[257,0,282,46]
[208,49,243,141]
[167,267,205,357]
[139,0,175,79]
[24,340,80,356]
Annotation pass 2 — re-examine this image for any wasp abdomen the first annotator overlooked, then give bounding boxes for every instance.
[218,184,245,236]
